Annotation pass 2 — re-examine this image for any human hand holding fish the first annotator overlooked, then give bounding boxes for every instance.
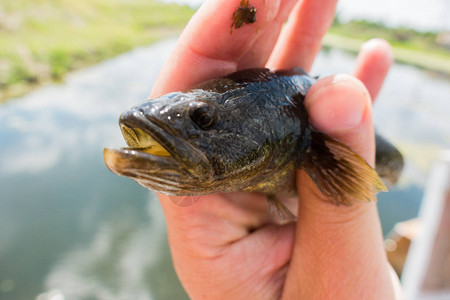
[104,0,403,299]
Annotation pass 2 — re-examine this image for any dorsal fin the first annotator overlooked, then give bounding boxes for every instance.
[195,68,312,93]
[274,67,308,77]
[194,68,277,93]
[225,67,310,83]
[224,68,275,83]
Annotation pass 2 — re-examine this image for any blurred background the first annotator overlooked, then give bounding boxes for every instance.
[0,0,449,299]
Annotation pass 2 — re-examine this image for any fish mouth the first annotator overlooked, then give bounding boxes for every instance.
[104,109,212,186]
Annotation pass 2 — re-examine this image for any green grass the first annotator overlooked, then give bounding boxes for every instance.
[327,20,450,74]
[0,0,194,101]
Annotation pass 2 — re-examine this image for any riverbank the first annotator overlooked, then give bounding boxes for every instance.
[1,2,449,102]
[0,0,194,102]
[327,20,450,75]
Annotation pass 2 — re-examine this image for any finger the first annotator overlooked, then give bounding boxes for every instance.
[267,0,337,71]
[282,76,396,299]
[153,0,297,241]
[354,38,394,101]
[237,0,298,69]
[151,0,285,97]
[304,74,374,160]
[159,193,278,252]
[171,222,295,300]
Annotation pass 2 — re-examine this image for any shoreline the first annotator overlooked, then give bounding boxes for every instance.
[323,33,450,76]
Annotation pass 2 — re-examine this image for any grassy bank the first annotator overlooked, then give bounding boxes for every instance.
[326,20,450,75]
[0,0,194,101]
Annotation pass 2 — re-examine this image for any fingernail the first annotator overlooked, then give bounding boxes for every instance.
[306,74,369,132]
[361,38,394,64]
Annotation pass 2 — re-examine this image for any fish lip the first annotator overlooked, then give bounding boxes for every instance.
[104,146,181,172]
[116,109,212,179]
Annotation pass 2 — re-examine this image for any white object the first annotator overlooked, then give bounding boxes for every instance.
[402,150,450,300]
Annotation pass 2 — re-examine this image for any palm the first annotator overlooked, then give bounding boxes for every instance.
[159,191,294,299]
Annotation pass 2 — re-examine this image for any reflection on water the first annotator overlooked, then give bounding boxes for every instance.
[0,40,189,300]
[41,201,187,300]
[0,39,449,299]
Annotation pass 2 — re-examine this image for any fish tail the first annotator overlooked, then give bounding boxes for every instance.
[302,129,387,205]
[375,133,404,187]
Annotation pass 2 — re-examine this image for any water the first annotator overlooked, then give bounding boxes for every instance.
[0,40,188,300]
[166,0,450,32]
[0,38,449,299]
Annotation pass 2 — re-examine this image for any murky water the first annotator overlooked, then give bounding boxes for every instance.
[0,39,449,299]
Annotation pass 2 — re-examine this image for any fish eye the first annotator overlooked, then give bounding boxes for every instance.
[189,101,217,130]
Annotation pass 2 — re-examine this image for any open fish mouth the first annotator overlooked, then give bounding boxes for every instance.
[120,125,172,157]
[103,109,212,186]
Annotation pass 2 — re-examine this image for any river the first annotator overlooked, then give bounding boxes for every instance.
[0,39,449,299]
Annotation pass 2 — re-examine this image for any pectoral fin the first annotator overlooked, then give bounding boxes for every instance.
[303,129,387,206]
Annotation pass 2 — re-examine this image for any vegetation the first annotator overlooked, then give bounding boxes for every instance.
[326,19,450,75]
[0,2,448,102]
[0,0,194,101]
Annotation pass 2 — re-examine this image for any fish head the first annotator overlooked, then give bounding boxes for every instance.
[104,88,273,195]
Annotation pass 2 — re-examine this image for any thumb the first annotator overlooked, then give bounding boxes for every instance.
[281,75,395,299]
[300,74,377,214]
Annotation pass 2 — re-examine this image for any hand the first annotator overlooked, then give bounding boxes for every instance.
[151,0,402,299]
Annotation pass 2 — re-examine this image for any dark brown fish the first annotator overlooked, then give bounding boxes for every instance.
[104,68,404,218]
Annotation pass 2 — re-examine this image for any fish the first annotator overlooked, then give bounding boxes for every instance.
[103,68,404,218]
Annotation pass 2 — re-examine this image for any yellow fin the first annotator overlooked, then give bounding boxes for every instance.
[304,130,387,206]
